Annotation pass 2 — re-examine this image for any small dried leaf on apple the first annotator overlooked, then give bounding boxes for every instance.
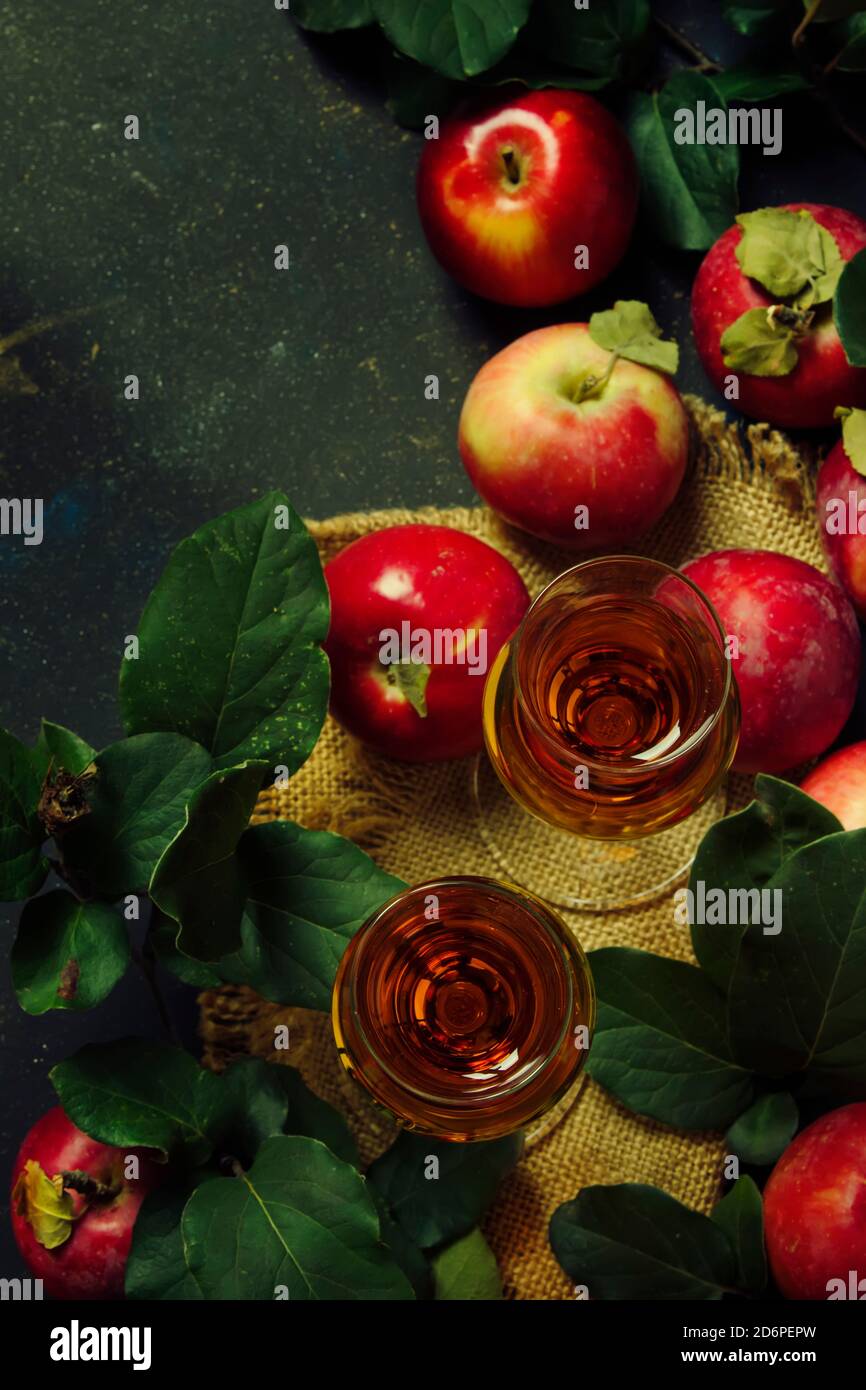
[835,406,866,477]
[588,300,679,375]
[720,307,799,377]
[388,660,431,718]
[12,1159,75,1250]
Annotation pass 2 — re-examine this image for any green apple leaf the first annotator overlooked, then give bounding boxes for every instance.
[274,1065,359,1166]
[720,306,800,376]
[148,908,223,988]
[219,1058,290,1167]
[588,300,679,374]
[217,819,405,1010]
[11,891,129,1014]
[367,1131,523,1250]
[721,1,789,37]
[626,73,739,251]
[372,0,531,80]
[524,0,650,80]
[181,1135,414,1300]
[710,64,810,101]
[33,721,96,779]
[725,1092,799,1167]
[219,1057,359,1167]
[58,733,212,898]
[119,492,329,775]
[727,829,866,1088]
[383,52,462,130]
[734,207,844,305]
[433,1228,503,1300]
[291,0,373,33]
[690,775,842,994]
[149,761,267,962]
[125,1182,205,1301]
[585,947,755,1130]
[550,1184,737,1300]
[834,246,866,368]
[711,1176,767,1296]
[836,406,866,476]
[0,727,47,901]
[832,13,866,70]
[374,1195,434,1300]
[50,1039,230,1164]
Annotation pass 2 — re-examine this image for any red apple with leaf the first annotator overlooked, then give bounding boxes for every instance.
[816,406,866,618]
[325,524,529,761]
[764,1104,866,1301]
[458,302,689,549]
[417,89,638,307]
[10,1105,162,1299]
[691,204,866,428]
[682,549,861,774]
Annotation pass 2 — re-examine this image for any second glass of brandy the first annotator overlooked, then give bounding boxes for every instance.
[332,876,595,1142]
[476,556,740,910]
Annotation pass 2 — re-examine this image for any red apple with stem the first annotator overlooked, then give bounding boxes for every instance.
[458,317,689,549]
[10,1105,162,1299]
[417,89,638,307]
[816,410,866,619]
[691,203,866,428]
[764,1104,866,1300]
[681,549,861,774]
[801,741,866,831]
[325,524,530,761]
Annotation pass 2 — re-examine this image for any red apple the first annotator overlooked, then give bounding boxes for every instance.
[681,550,860,774]
[816,435,866,619]
[691,203,866,428]
[764,1103,866,1301]
[458,323,689,549]
[416,89,638,307]
[10,1105,162,1299]
[801,741,866,830]
[324,524,530,761]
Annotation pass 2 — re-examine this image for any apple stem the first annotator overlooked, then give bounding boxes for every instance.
[501,147,521,185]
[574,352,620,404]
[60,1170,118,1203]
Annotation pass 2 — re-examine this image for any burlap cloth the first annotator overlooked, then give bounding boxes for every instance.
[199,396,825,1300]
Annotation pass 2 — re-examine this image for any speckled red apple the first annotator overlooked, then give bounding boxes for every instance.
[681,550,861,774]
[764,1104,866,1301]
[325,524,530,761]
[801,741,866,830]
[458,324,689,549]
[691,203,866,428]
[816,435,866,619]
[417,89,638,307]
[11,1105,162,1300]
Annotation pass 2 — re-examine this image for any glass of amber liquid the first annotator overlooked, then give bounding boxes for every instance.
[476,556,740,911]
[332,876,595,1142]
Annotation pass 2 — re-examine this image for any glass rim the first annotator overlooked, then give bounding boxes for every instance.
[341,875,585,1108]
[509,554,734,775]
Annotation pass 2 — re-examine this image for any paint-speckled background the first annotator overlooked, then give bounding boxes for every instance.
[1,0,864,1279]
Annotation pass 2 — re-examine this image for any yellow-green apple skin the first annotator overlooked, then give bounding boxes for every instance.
[458,324,689,549]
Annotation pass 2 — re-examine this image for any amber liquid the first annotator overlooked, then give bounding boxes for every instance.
[332,878,595,1141]
[484,593,740,839]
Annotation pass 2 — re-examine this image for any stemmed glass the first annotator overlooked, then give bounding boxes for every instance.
[473,556,741,911]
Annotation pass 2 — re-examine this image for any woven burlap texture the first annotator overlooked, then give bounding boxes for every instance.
[200,396,824,1300]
